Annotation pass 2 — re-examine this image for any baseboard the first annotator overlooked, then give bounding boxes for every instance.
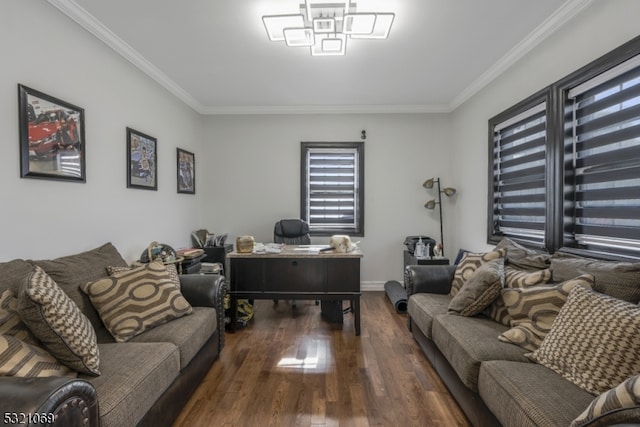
[361,281,386,291]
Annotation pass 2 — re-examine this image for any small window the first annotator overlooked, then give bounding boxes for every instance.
[300,142,364,236]
[488,95,550,249]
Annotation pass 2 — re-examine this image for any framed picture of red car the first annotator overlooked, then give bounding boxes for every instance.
[18,84,86,182]
[176,148,195,194]
[126,127,157,190]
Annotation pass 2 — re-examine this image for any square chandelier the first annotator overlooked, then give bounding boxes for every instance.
[262,1,395,56]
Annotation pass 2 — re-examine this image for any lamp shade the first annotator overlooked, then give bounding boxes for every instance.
[422,178,435,189]
[424,199,437,210]
[442,187,457,197]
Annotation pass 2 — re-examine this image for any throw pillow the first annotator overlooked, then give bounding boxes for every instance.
[498,274,594,351]
[527,285,640,396]
[495,237,551,270]
[571,375,640,427]
[81,261,192,343]
[450,248,506,296]
[0,290,38,345]
[107,263,181,290]
[18,266,100,375]
[0,334,76,377]
[448,258,504,316]
[485,266,552,326]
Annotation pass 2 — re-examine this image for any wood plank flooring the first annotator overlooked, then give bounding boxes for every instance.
[173,292,470,427]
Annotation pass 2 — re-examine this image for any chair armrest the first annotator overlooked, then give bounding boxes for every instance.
[404,265,456,296]
[179,274,227,351]
[0,377,98,427]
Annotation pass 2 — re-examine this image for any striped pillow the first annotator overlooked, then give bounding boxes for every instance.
[571,375,640,427]
[0,334,76,377]
[498,274,594,350]
[81,261,192,343]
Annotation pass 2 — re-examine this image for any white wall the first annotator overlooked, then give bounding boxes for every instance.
[450,0,640,254]
[201,114,453,285]
[0,0,203,262]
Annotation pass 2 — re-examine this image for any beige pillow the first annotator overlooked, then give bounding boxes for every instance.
[448,258,504,316]
[450,248,506,296]
[81,261,192,343]
[527,285,640,395]
[571,374,640,427]
[18,266,100,375]
[486,266,552,326]
[0,334,76,378]
[498,274,594,350]
[107,263,181,290]
[1,289,39,345]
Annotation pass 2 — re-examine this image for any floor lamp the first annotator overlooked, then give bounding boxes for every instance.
[423,177,457,257]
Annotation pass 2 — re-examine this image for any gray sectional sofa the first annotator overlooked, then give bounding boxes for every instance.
[0,243,226,427]
[405,239,640,427]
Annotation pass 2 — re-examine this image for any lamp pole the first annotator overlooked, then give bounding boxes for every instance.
[437,178,444,255]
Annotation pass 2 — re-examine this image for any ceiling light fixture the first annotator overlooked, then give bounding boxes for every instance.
[262,0,394,56]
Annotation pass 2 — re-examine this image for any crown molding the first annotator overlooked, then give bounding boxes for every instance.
[200,104,451,115]
[449,0,594,111]
[47,0,206,113]
[48,0,593,116]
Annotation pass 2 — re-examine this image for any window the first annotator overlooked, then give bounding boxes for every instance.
[300,142,364,236]
[488,35,640,259]
[562,54,640,258]
[488,95,550,249]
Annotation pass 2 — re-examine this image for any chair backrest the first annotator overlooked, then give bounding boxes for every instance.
[274,219,311,245]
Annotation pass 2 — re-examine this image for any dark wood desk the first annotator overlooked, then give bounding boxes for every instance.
[228,245,363,335]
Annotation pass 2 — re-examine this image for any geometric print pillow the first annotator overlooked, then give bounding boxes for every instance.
[0,289,38,344]
[17,266,100,375]
[485,266,552,326]
[0,334,77,378]
[527,285,640,396]
[571,374,640,427]
[450,248,506,296]
[498,274,594,351]
[107,263,181,290]
[81,261,192,343]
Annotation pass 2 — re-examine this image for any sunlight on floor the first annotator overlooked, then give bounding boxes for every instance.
[276,336,333,372]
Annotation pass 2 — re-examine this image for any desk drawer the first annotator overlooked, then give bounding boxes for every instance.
[265,259,325,292]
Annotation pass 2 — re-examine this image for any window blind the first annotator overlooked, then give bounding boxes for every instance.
[567,55,640,254]
[491,102,547,246]
[305,148,359,231]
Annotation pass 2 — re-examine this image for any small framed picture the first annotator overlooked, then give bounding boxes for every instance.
[126,127,157,190]
[177,148,195,194]
[18,84,86,182]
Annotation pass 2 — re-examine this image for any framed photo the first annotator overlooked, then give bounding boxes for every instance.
[127,127,157,190]
[18,84,86,182]
[177,148,195,194]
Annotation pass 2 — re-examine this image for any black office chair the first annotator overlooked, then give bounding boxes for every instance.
[273,219,312,309]
[273,219,311,245]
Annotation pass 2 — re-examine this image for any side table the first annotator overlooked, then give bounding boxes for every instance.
[403,250,449,269]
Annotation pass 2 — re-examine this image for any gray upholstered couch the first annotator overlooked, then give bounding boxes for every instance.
[0,243,226,427]
[405,240,640,427]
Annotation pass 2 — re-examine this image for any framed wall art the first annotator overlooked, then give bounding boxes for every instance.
[126,127,157,190]
[18,84,86,182]
[176,148,195,194]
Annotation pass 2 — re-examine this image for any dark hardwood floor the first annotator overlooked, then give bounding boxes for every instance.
[173,292,470,427]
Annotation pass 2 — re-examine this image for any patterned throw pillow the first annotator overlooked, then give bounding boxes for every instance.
[18,266,100,375]
[81,261,192,343]
[527,285,640,395]
[0,334,76,377]
[448,258,504,316]
[486,266,552,326]
[107,263,181,290]
[0,289,38,344]
[571,375,640,427]
[498,274,594,350]
[450,248,506,296]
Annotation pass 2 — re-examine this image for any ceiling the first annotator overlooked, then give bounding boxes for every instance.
[48,0,592,114]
